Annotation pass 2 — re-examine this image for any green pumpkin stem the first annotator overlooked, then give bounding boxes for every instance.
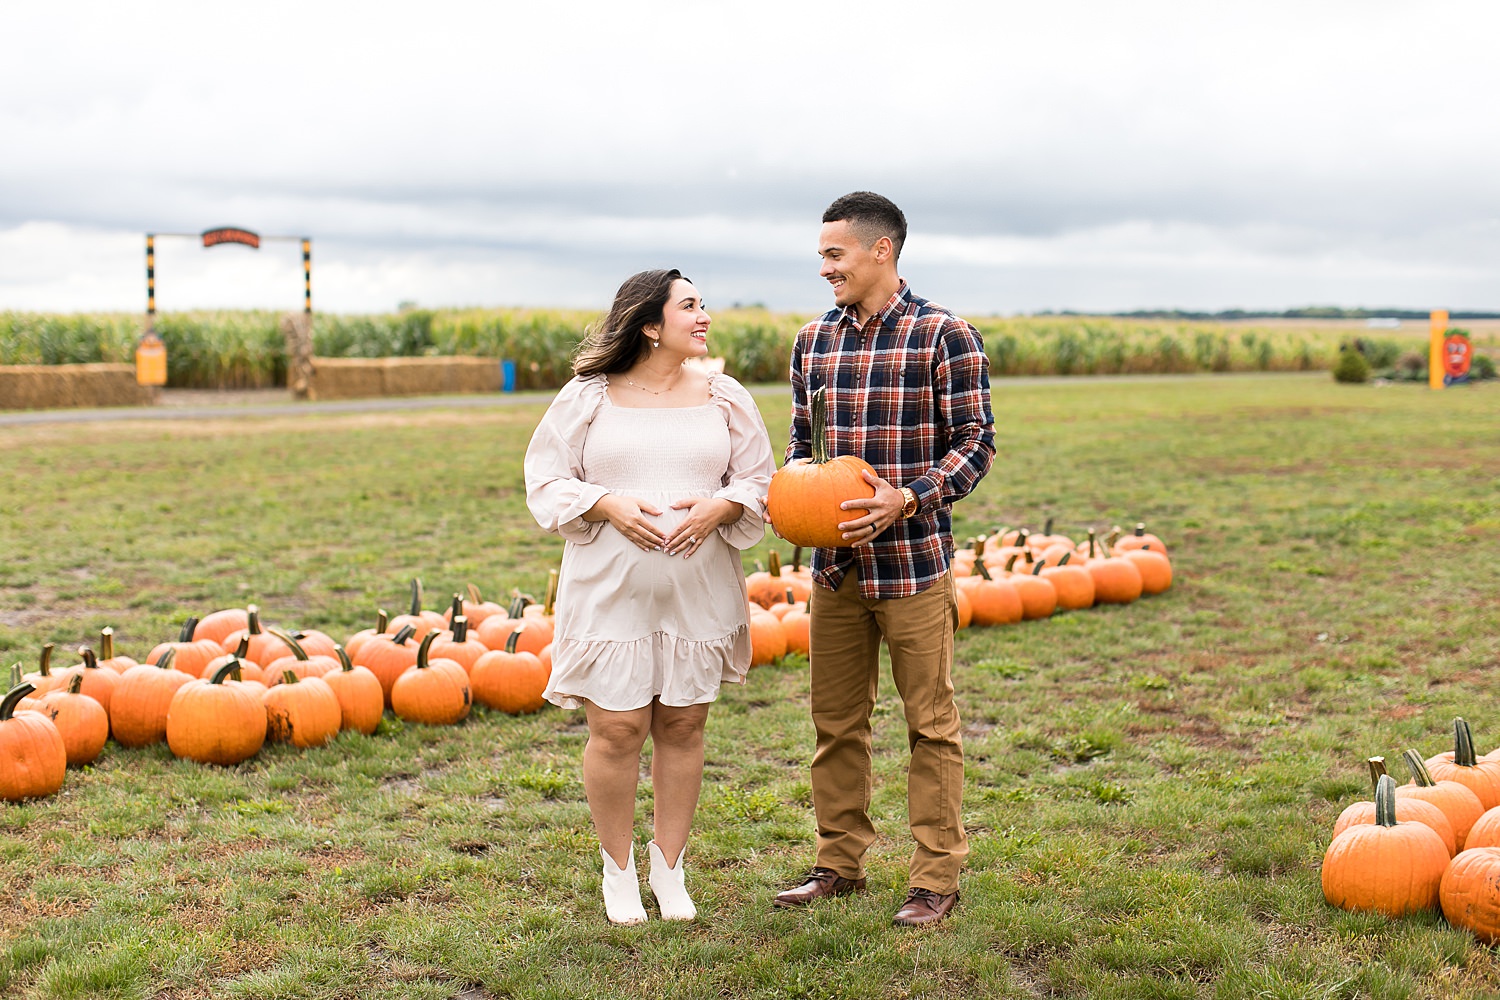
[390,625,417,647]
[1374,774,1398,827]
[1003,553,1020,573]
[267,627,308,661]
[1031,560,1046,576]
[416,630,438,669]
[100,627,116,660]
[1086,530,1098,559]
[1044,517,1055,536]
[505,628,523,655]
[408,579,424,617]
[1134,523,1146,537]
[246,606,263,636]
[281,669,300,685]
[1,683,37,720]
[1106,526,1123,549]
[232,635,250,661]
[177,617,201,642]
[153,646,178,670]
[1454,718,1481,767]
[975,559,994,581]
[334,644,354,671]
[791,547,803,571]
[507,592,534,619]
[450,593,464,621]
[809,387,831,465]
[784,588,795,605]
[374,609,388,634]
[1402,748,1438,787]
[1367,756,1388,793]
[767,550,782,577]
[208,661,240,685]
[452,615,470,644]
[972,535,986,559]
[66,672,84,695]
[38,642,54,676]
[466,583,484,605]
[1058,552,1072,566]
[80,647,99,671]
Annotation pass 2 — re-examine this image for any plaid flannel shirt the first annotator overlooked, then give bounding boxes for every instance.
[786,280,995,599]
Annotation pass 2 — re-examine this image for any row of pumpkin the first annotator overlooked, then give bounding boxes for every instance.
[739,524,1174,663]
[1322,718,1500,943]
[0,579,558,802]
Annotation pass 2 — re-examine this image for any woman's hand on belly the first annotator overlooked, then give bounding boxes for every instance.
[663,497,743,558]
[583,494,667,551]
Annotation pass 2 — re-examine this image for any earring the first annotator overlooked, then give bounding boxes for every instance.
[652,339,660,348]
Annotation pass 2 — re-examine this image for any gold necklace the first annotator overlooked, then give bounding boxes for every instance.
[622,371,681,395]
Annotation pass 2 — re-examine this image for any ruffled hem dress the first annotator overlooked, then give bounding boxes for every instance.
[523,373,776,711]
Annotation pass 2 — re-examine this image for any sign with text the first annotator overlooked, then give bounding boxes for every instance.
[201,227,261,249]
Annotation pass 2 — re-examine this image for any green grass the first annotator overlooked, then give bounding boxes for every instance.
[1,374,1499,998]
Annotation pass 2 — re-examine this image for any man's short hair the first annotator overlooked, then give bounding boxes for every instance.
[823,191,907,261]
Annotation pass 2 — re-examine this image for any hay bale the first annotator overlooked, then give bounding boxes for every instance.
[0,364,151,410]
[307,359,383,400]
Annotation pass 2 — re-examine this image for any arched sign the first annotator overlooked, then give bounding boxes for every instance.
[1443,332,1472,385]
[201,227,261,249]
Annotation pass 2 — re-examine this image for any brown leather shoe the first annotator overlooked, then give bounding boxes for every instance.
[892,887,958,927]
[772,867,867,908]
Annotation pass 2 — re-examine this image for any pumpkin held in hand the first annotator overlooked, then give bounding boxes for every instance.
[767,387,876,548]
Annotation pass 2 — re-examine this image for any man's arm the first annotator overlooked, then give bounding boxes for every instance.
[904,317,995,513]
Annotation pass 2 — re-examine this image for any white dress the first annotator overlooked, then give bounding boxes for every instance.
[523,373,776,711]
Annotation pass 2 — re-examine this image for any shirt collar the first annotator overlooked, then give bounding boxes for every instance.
[839,280,910,334]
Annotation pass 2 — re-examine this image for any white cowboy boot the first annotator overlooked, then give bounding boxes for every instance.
[601,845,647,926]
[647,840,696,921]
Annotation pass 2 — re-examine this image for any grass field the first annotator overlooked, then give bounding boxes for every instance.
[1,373,1498,999]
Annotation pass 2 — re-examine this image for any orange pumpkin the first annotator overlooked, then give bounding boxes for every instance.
[37,673,109,767]
[391,632,471,725]
[1441,847,1500,943]
[1333,759,1456,857]
[1113,522,1168,558]
[263,671,343,747]
[59,647,119,716]
[1462,807,1500,851]
[428,616,489,676]
[471,629,550,714]
[1425,718,1500,811]
[780,604,811,656]
[1322,774,1448,916]
[446,584,506,629]
[148,617,226,679]
[165,662,267,766]
[194,607,250,647]
[218,606,290,669]
[95,627,139,674]
[1122,547,1173,596]
[353,624,420,708]
[386,578,448,640]
[746,552,787,609]
[202,636,266,685]
[1397,749,1486,849]
[959,563,1023,626]
[109,649,197,748]
[0,683,67,801]
[1039,554,1095,611]
[344,609,389,661]
[320,645,386,735]
[766,387,878,548]
[1086,550,1144,606]
[21,644,69,700]
[260,629,340,688]
[1009,563,1058,621]
[749,610,787,667]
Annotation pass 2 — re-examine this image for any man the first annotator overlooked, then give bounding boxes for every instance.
[772,191,995,927]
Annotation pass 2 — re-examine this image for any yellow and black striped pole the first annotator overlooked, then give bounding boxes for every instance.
[302,238,312,314]
[146,234,156,320]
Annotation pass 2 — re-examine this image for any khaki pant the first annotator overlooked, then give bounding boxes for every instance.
[808,569,967,894]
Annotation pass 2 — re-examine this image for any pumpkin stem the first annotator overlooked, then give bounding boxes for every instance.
[1374,774,1398,827]
[281,669,300,685]
[541,571,556,616]
[100,627,116,660]
[450,593,464,621]
[390,625,417,647]
[1086,530,1097,559]
[177,617,201,642]
[334,644,354,672]
[416,630,439,669]
[208,661,240,685]
[80,647,99,671]
[408,579,424,617]
[784,587,795,605]
[267,627,308,662]
[246,606,263,636]
[1106,526,1123,550]
[1454,718,1480,767]
[1003,553,1020,573]
[1031,560,1046,576]
[66,672,84,695]
[466,583,483,605]
[505,628,523,655]
[768,550,782,577]
[791,547,803,571]
[975,559,994,581]
[1044,517,1055,536]
[1,683,37,720]
[1367,756,1388,793]
[809,386,831,465]
[233,635,250,660]
[374,609,388,634]
[38,642,54,676]
[452,615,470,644]
[1058,552,1072,566]
[1402,748,1439,787]
[972,535,987,559]
[153,646,178,670]
[1134,523,1147,537]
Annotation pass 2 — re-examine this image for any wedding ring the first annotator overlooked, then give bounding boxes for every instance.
[688,536,697,544]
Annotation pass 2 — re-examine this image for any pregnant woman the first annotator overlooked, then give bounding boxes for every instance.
[524,268,775,924]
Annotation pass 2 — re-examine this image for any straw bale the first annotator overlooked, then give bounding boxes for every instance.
[306,356,501,400]
[0,364,151,410]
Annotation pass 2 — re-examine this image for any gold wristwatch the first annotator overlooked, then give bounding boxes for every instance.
[898,487,918,519]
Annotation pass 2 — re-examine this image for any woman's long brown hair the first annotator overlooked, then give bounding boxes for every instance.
[572,268,687,378]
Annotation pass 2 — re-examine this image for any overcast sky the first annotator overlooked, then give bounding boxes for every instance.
[2,1,1496,316]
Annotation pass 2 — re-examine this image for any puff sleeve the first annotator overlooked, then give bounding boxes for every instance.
[708,374,776,550]
[524,376,611,544]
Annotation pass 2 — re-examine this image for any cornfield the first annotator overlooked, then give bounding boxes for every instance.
[0,308,1472,390]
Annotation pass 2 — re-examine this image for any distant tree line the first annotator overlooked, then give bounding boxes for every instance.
[1036,307,1500,321]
